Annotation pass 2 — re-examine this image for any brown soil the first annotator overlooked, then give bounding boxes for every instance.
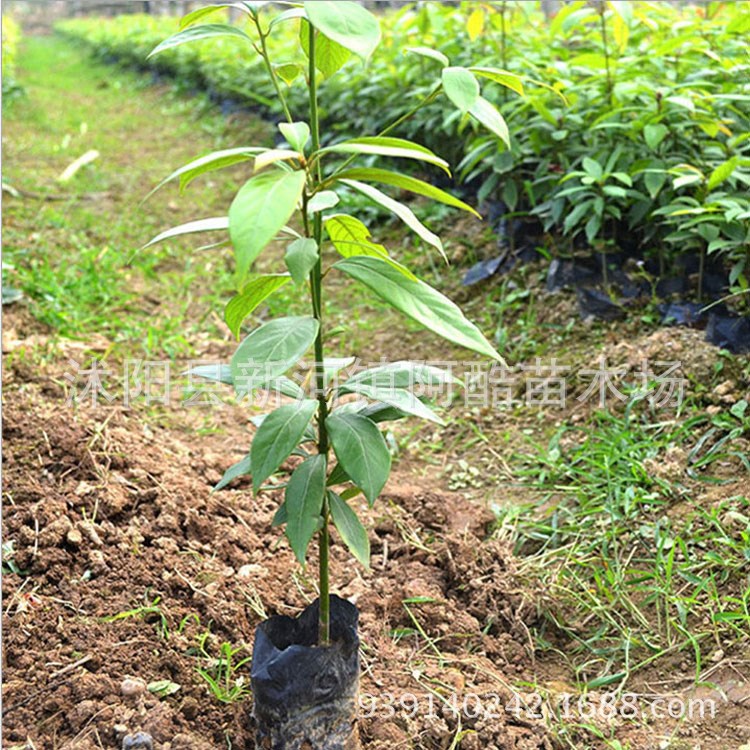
[2,364,552,750]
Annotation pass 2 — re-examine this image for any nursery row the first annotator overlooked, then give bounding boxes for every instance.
[2,15,23,96]
[57,2,750,306]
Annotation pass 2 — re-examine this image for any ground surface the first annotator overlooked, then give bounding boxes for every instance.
[3,34,750,750]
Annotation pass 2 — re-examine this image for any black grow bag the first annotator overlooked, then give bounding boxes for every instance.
[251,595,360,750]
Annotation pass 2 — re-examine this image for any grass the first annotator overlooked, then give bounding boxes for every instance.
[496,396,750,692]
[3,35,272,360]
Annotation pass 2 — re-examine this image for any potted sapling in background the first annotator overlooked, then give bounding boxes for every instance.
[146,2,513,747]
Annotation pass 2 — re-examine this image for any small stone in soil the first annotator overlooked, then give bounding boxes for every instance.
[120,677,147,697]
[123,732,154,750]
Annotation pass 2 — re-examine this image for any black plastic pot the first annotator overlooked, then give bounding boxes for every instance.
[251,595,360,750]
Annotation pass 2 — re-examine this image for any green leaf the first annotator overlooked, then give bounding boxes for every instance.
[324,213,416,280]
[274,62,303,86]
[323,357,356,387]
[147,147,264,198]
[144,217,228,249]
[335,256,503,362]
[307,190,340,213]
[326,412,390,506]
[224,275,291,338]
[188,364,233,385]
[148,24,251,59]
[299,19,351,78]
[321,137,450,174]
[304,1,381,61]
[643,123,668,151]
[284,238,319,285]
[278,121,310,152]
[254,149,301,173]
[148,680,181,698]
[339,179,445,260]
[335,168,480,217]
[213,454,251,491]
[441,66,480,113]
[343,361,458,390]
[251,400,318,493]
[582,157,604,181]
[324,214,387,257]
[272,500,288,527]
[230,316,318,395]
[707,157,739,191]
[405,46,449,67]
[469,66,524,96]
[229,169,306,282]
[328,490,370,568]
[340,382,444,425]
[467,96,510,148]
[179,3,253,29]
[285,454,326,564]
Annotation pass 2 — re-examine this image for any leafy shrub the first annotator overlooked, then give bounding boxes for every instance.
[58,2,750,304]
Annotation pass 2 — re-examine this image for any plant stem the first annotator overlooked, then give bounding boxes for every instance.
[254,19,293,123]
[599,4,614,106]
[307,22,331,646]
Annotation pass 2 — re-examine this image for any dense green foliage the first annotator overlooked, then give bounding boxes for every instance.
[2,15,23,96]
[59,2,750,300]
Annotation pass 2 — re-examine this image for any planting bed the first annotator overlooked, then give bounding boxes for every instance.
[3,17,749,750]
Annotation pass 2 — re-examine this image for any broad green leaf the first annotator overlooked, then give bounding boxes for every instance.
[251,400,318,493]
[328,490,370,568]
[340,382,444,425]
[582,157,604,181]
[327,461,352,487]
[335,256,503,362]
[304,1,381,61]
[340,179,445,260]
[274,62,303,86]
[148,147,264,198]
[188,364,233,385]
[229,169,306,281]
[644,170,667,199]
[285,454,326,563]
[468,96,510,148]
[326,412,390,506]
[307,190,340,213]
[214,454,251,491]
[269,7,307,28]
[405,46,449,67]
[299,19,351,78]
[254,149,302,173]
[643,123,668,151]
[144,217,228,249]
[180,3,253,29]
[343,361,458,389]
[285,238,319,285]
[148,24,251,59]
[224,274,291,338]
[321,137,450,174]
[441,67,480,113]
[279,121,310,152]
[336,168,480,218]
[707,157,739,191]
[324,214,416,279]
[324,214,387,257]
[230,316,318,394]
[469,67,524,96]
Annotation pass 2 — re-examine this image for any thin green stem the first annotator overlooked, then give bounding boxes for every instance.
[307,23,331,646]
[254,18,293,123]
